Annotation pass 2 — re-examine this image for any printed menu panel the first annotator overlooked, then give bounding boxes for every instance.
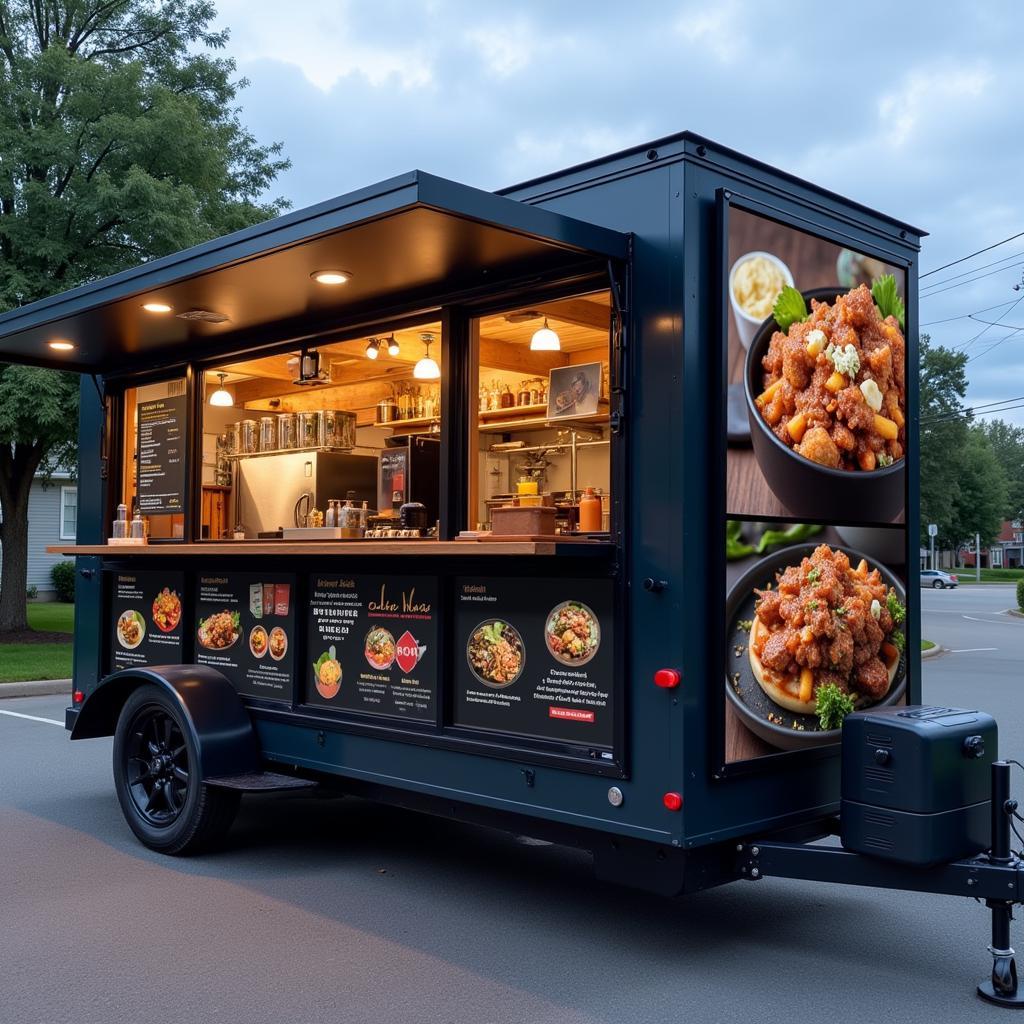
[137,394,187,515]
[305,575,437,721]
[194,572,295,701]
[453,577,614,751]
[110,570,185,671]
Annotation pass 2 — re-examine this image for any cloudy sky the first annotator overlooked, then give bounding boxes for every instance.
[215,0,1024,421]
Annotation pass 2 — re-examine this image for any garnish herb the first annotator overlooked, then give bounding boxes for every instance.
[772,285,809,334]
[726,520,821,560]
[886,590,906,625]
[817,683,856,731]
[807,567,821,583]
[890,630,905,654]
[871,274,906,331]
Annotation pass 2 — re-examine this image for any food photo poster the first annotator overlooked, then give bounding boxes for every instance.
[723,208,908,763]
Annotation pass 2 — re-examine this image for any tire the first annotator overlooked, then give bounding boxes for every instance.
[112,684,241,855]
[932,580,943,589]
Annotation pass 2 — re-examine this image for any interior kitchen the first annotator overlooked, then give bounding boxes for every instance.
[118,288,613,543]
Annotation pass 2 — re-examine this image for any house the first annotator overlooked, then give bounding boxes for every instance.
[0,471,77,600]
[957,519,1024,569]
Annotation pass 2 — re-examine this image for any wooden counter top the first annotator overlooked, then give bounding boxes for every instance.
[48,539,615,558]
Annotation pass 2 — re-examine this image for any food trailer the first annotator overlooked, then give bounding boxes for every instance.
[2,131,1022,1005]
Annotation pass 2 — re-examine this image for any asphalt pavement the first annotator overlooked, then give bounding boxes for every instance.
[0,588,1022,1024]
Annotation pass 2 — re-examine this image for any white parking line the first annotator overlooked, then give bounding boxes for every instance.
[950,647,999,653]
[0,709,63,726]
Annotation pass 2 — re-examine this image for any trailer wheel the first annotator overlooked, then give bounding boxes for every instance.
[112,684,240,855]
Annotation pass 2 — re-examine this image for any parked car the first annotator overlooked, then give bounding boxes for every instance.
[921,569,959,589]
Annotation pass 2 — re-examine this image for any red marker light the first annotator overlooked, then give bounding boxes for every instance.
[654,668,681,689]
[73,690,84,704]
[663,792,683,812]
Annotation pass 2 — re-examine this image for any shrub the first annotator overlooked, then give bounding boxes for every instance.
[51,561,76,603]
[25,585,38,600]
[1017,579,1024,613]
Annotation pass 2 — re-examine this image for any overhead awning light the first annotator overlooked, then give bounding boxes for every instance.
[365,337,381,360]
[387,334,400,356]
[142,302,172,314]
[530,318,560,351]
[48,340,75,351]
[311,270,351,286]
[208,373,234,407]
[413,333,440,380]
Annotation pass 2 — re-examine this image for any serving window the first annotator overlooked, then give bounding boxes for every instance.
[466,290,613,536]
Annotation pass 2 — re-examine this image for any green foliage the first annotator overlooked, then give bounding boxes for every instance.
[871,274,906,330]
[949,427,1010,549]
[772,286,809,333]
[1017,579,1024,613]
[977,419,1024,521]
[25,584,36,599]
[50,561,75,603]
[816,683,855,731]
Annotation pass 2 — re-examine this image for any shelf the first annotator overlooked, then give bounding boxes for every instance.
[224,445,356,460]
[48,540,615,558]
[373,415,440,432]
[478,403,549,420]
[477,411,609,434]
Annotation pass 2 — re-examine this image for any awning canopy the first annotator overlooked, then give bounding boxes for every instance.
[0,170,628,374]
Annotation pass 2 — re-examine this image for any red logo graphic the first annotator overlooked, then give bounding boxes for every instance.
[548,706,595,723]
[395,630,425,673]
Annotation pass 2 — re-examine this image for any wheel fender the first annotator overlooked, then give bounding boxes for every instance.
[71,665,259,778]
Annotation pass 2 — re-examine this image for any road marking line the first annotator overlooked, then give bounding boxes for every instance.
[950,647,999,653]
[0,709,64,726]
[963,614,1020,625]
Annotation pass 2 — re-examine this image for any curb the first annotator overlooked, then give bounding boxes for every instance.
[1007,609,1024,619]
[0,678,71,699]
[921,644,942,660]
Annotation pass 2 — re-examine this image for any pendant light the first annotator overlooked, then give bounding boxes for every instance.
[209,373,234,407]
[366,337,381,360]
[530,317,560,351]
[387,334,400,356]
[413,333,440,380]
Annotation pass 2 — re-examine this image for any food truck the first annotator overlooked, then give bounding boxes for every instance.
[1,131,1021,1006]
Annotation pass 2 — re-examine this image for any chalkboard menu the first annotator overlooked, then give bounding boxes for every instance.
[137,394,187,515]
[194,572,295,701]
[453,577,615,751]
[305,574,437,721]
[110,570,185,671]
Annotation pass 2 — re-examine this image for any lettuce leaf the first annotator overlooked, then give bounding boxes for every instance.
[871,274,905,331]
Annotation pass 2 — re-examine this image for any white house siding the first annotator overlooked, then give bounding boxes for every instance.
[0,477,76,599]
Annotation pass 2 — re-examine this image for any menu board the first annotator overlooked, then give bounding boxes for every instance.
[137,394,187,515]
[110,570,185,671]
[194,572,295,701]
[722,204,909,764]
[305,574,437,721]
[453,577,614,750]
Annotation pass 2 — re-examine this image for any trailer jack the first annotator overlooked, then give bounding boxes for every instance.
[738,762,1024,1008]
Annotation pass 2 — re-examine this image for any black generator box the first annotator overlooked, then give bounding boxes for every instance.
[841,706,996,866]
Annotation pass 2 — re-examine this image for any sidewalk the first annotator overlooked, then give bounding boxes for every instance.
[0,679,71,698]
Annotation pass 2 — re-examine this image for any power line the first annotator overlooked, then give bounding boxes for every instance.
[967,325,1024,363]
[922,398,1024,426]
[921,249,1024,292]
[921,299,1019,327]
[920,230,1024,279]
[920,259,1024,300]
[956,294,1024,353]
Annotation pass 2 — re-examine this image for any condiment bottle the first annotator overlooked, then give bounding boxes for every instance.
[325,500,338,528]
[112,503,128,539]
[500,385,515,409]
[129,511,145,539]
[579,487,602,533]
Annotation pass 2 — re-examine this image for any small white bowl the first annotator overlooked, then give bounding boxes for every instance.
[729,251,793,350]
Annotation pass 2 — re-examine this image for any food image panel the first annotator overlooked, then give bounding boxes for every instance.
[466,619,525,688]
[724,527,907,762]
[726,208,906,524]
[116,610,145,650]
[109,571,186,672]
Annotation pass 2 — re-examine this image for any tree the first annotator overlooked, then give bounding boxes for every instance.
[947,426,1009,552]
[919,334,970,548]
[977,418,1024,521]
[0,1,289,632]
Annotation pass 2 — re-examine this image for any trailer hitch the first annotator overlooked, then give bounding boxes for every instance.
[738,761,1024,1007]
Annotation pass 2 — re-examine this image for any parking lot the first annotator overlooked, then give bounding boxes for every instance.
[1,585,1021,1024]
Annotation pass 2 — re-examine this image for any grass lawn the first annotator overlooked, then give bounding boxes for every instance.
[0,603,74,683]
[921,639,936,652]
[956,568,1024,584]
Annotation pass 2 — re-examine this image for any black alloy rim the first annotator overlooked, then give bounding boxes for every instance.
[125,705,190,826]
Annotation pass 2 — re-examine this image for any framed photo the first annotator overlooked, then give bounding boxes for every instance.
[547,362,602,419]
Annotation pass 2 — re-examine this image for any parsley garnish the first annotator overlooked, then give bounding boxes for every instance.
[807,567,821,583]
[886,590,906,625]
[871,274,906,331]
[890,630,906,654]
[817,683,856,731]
[772,286,809,334]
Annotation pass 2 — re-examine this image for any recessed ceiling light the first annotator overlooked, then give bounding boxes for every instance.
[311,270,351,286]
[142,302,172,313]
[48,340,75,351]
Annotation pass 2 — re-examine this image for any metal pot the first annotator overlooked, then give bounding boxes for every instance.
[377,399,399,424]
[297,410,323,448]
[399,502,428,530]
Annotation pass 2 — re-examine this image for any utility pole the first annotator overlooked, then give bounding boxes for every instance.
[977,532,982,582]
[928,523,937,571]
